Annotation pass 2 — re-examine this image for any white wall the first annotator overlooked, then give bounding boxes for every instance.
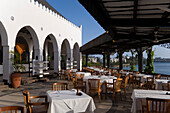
[0,0,82,82]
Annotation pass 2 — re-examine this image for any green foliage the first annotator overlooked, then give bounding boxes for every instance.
[144,48,155,74]
[10,50,26,72]
[130,49,136,71]
[130,60,136,71]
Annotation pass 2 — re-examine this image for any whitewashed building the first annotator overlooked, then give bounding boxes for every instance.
[0,0,82,83]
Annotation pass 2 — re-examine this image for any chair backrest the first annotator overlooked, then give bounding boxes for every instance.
[124,76,129,88]
[114,78,122,92]
[88,79,100,90]
[146,98,170,113]
[168,81,170,91]
[155,74,161,79]
[76,73,83,81]
[116,73,121,78]
[135,76,141,82]
[0,106,25,113]
[147,77,154,84]
[23,90,30,109]
[53,82,69,91]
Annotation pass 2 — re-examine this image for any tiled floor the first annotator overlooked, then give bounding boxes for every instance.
[0,74,133,113]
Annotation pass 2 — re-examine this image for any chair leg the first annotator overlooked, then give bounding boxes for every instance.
[98,92,101,103]
[105,89,107,99]
[124,89,126,98]
[101,92,103,100]
[112,92,115,101]
[120,92,122,100]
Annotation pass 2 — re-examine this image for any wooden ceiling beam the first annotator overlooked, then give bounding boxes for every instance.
[105,18,170,27]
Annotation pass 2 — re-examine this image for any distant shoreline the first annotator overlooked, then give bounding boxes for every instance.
[154,61,170,63]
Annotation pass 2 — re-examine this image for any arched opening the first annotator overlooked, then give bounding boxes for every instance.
[43,34,59,73]
[73,43,80,70]
[61,39,71,70]
[0,21,8,81]
[15,26,39,71]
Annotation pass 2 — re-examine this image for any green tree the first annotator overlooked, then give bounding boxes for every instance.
[144,47,155,74]
[130,49,136,71]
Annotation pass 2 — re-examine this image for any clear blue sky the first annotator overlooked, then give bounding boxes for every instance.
[47,0,170,58]
[47,0,105,45]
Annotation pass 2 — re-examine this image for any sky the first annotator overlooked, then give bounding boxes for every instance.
[46,0,170,58]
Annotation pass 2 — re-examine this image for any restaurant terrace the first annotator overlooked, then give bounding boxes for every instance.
[0,0,170,113]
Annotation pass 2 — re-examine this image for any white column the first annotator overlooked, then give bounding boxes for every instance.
[34,48,41,60]
[2,45,10,81]
[54,50,58,73]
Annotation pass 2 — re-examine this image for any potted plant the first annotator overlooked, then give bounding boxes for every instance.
[10,50,26,88]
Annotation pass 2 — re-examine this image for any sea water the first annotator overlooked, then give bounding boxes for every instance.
[121,62,170,75]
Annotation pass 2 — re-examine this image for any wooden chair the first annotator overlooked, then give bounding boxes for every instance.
[140,82,156,90]
[23,90,49,113]
[74,80,86,93]
[105,78,122,101]
[162,81,170,91]
[146,98,170,113]
[116,73,121,78]
[88,79,102,103]
[134,76,141,88]
[147,77,154,84]
[53,82,69,91]
[155,74,161,79]
[128,74,134,88]
[0,106,25,113]
[121,76,129,97]
[76,73,83,81]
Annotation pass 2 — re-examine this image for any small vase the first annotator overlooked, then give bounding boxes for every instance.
[11,72,21,88]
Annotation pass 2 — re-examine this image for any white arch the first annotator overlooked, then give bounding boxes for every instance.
[43,34,59,73]
[73,43,80,70]
[61,39,71,69]
[0,21,9,81]
[15,26,40,60]
[0,21,8,46]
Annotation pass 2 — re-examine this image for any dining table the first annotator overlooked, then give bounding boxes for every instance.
[131,89,170,113]
[154,79,170,90]
[76,72,91,77]
[135,74,153,83]
[83,75,117,93]
[47,90,96,113]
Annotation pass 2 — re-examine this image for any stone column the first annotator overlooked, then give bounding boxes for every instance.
[119,51,123,70]
[138,47,143,73]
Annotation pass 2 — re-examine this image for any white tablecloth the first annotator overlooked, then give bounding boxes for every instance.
[120,71,133,76]
[154,79,170,90]
[76,72,91,77]
[83,75,117,93]
[135,74,153,83]
[47,90,96,113]
[131,89,170,113]
[72,69,77,72]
